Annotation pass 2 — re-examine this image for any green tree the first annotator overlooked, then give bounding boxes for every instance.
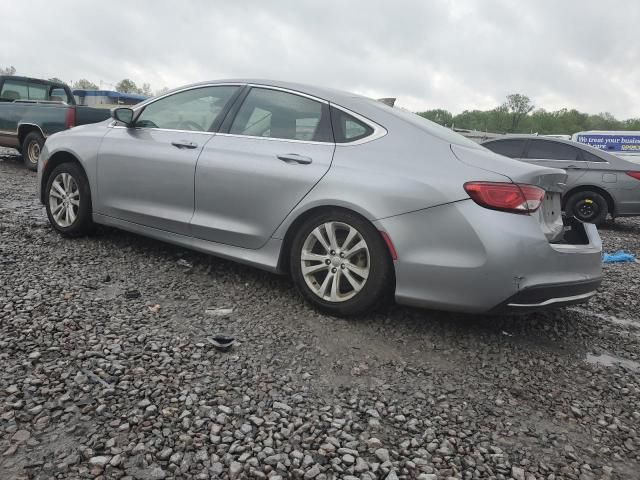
[503,93,534,132]
[155,86,170,96]
[48,77,67,85]
[115,79,139,94]
[72,79,99,90]
[0,66,16,76]
[417,109,453,126]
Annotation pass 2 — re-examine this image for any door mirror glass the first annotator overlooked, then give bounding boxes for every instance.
[112,107,134,125]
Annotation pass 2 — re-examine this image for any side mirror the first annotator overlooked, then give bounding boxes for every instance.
[111,107,134,126]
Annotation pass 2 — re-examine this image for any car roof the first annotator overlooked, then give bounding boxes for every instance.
[144,78,372,112]
[0,75,68,88]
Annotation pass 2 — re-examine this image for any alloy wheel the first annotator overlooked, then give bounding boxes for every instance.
[48,173,80,227]
[300,221,370,302]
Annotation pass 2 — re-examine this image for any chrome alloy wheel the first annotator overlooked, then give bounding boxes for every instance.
[48,173,80,227]
[300,221,370,302]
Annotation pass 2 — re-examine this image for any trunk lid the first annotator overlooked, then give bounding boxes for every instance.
[451,144,567,241]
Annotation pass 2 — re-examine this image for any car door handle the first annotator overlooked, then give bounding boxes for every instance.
[171,141,198,149]
[277,154,312,165]
[565,165,581,169]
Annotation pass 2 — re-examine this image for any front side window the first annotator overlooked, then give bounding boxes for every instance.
[526,139,580,161]
[331,107,373,143]
[229,88,331,142]
[136,86,239,132]
[0,80,28,100]
[483,139,526,158]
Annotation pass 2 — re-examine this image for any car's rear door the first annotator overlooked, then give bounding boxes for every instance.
[191,86,335,249]
[522,139,590,191]
[96,85,240,235]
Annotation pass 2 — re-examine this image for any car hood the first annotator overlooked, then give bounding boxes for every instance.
[451,144,567,193]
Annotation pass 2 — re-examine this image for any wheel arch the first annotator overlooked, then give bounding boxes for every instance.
[17,123,46,146]
[276,204,396,281]
[563,185,615,216]
[40,151,89,203]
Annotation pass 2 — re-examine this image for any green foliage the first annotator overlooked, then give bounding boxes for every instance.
[419,94,640,135]
[48,77,67,85]
[72,79,99,90]
[115,79,139,94]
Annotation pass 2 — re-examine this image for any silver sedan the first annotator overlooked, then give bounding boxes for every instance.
[37,80,602,315]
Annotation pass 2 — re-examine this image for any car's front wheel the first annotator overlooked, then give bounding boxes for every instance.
[290,210,393,316]
[45,162,94,236]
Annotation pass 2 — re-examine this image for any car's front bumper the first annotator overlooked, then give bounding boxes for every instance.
[375,200,603,314]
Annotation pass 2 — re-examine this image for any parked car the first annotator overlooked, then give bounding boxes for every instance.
[0,76,111,170]
[482,135,640,224]
[37,80,602,316]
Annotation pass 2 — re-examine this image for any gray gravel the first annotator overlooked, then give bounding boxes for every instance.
[1,151,640,480]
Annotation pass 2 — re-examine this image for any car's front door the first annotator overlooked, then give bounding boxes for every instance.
[96,85,240,235]
[191,86,335,249]
[522,139,589,189]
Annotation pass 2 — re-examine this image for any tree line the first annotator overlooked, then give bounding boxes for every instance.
[3,65,638,132]
[1,65,167,97]
[418,93,640,135]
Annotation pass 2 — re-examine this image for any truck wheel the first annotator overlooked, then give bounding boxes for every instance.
[22,131,45,171]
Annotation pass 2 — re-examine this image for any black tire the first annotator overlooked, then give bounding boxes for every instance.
[289,209,394,316]
[22,131,45,171]
[565,190,609,225]
[44,162,94,237]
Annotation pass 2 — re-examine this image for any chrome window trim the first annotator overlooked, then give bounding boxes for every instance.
[246,84,329,104]
[214,132,334,146]
[331,104,387,146]
[110,125,216,136]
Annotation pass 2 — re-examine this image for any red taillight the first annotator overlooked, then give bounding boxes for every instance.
[464,182,545,214]
[65,108,76,129]
[626,171,640,181]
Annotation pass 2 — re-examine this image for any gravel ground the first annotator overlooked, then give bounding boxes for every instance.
[1,149,640,480]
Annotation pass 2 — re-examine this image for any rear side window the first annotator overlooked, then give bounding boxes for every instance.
[27,83,48,101]
[580,149,607,163]
[230,88,332,142]
[1,80,28,100]
[331,107,373,143]
[483,139,526,158]
[526,139,580,161]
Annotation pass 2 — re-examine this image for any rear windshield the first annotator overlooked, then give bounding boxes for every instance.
[363,98,482,149]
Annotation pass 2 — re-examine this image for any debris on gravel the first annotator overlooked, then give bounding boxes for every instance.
[1,156,640,479]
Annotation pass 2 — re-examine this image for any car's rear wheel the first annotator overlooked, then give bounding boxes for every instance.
[290,210,393,316]
[22,131,45,171]
[565,190,608,224]
[45,162,94,236]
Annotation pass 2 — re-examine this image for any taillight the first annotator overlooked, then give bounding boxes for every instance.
[464,182,545,214]
[65,108,76,129]
[626,172,640,181]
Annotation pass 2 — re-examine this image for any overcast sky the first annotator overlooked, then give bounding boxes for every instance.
[2,0,638,118]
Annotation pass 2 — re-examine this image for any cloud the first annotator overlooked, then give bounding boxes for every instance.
[2,0,638,118]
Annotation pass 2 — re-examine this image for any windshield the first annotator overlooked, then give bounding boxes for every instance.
[363,98,483,149]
